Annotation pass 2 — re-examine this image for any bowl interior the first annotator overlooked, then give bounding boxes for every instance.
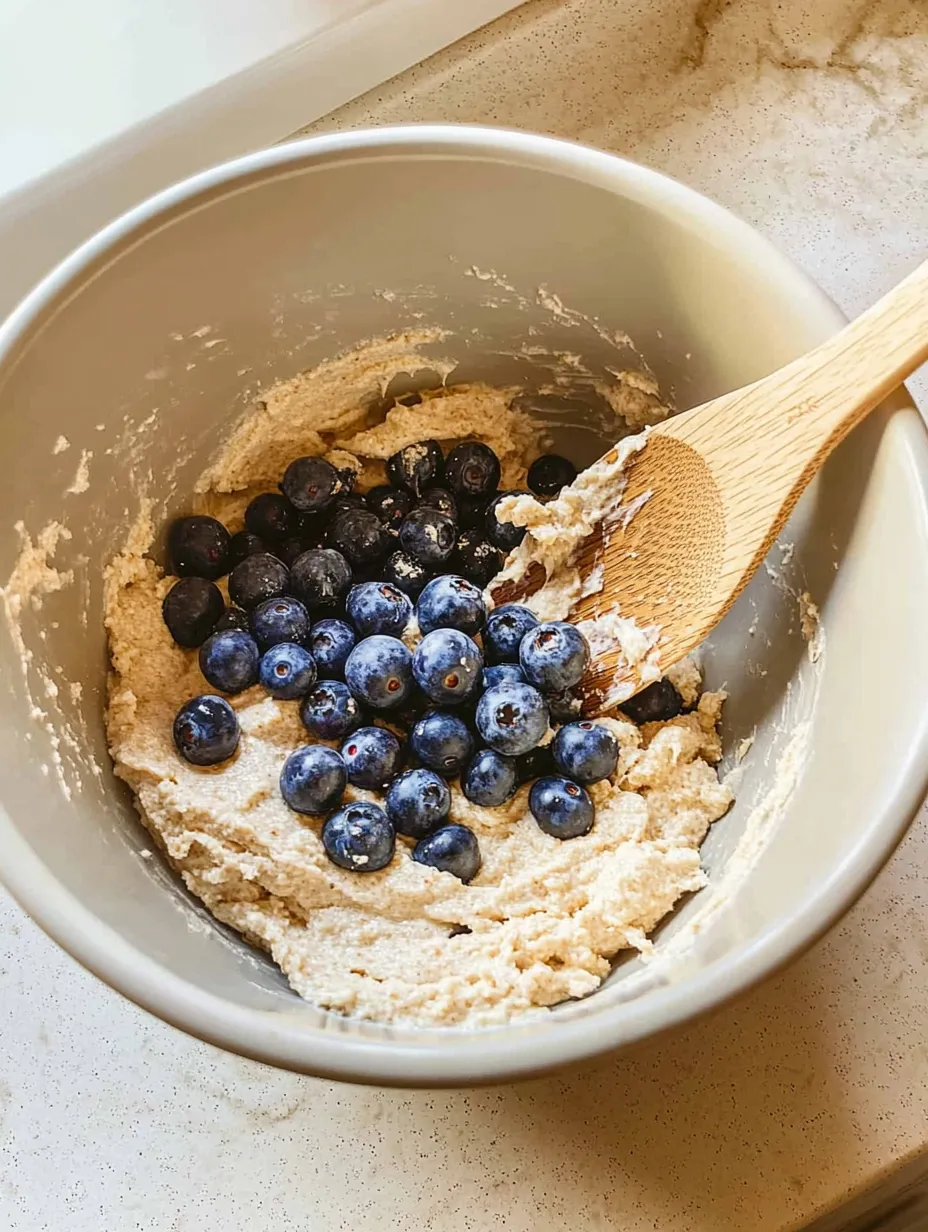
[1,130,926,1083]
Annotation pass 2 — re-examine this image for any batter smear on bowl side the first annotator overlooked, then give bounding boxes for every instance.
[105,338,733,1027]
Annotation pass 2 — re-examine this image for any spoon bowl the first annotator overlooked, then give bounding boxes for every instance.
[498,258,928,711]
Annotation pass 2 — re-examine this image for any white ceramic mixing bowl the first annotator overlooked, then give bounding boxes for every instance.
[1,127,926,1085]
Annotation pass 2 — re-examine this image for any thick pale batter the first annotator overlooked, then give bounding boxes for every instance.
[105,341,733,1027]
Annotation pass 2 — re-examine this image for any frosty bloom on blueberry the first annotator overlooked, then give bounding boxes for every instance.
[552,721,619,785]
[173,695,240,767]
[386,768,451,839]
[250,595,310,651]
[462,748,519,808]
[300,680,365,740]
[476,681,549,756]
[345,635,414,710]
[410,710,474,777]
[412,629,484,704]
[416,574,486,636]
[520,621,590,692]
[484,603,538,663]
[347,581,412,639]
[309,619,356,678]
[279,745,347,815]
[340,726,403,790]
[259,643,317,700]
[322,802,396,873]
[399,506,457,569]
[198,629,260,695]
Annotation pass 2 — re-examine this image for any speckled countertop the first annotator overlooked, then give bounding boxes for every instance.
[2,1,927,1228]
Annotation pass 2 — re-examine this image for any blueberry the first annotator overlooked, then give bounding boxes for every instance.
[547,689,583,723]
[167,516,231,580]
[484,603,538,664]
[485,491,529,552]
[385,769,451,839]
[385,689,432,734]
[399,507,456,569]
[198,629,260,694]
[340,725,403,789]
[280,456,338,512]
[326,507,389,568]
[309,618,356,678]
[213,605,250,635]
[295,510,328,551]
[279,745,346,815]
[276,536,309,567]
[300,680,365,739]
[444,442,500,498]
[250,596,310,651]
[527,453,577,498]
[516,743,556,783]
[619,678,684,725]
[228,552,290,612]
[289,549,352,612]
[412,629,483,705]
[446,695,480,733]
[457,492,495,529]
[462,749,518,807]
[244,493,294,542]
[173,694,239,766]
[345,635,413,710]
[322,801,395,873]
[520,621,590,692]
[476,681,549,756]
[416,575,486,636]
[332,493,367,517]
[365,484,414,529]
[418,487,458,520]
[482,663,525,690]
[413,824,481,883]
[259,643,317,699]
[384,549,430,598]
[347,581,413,638]
[386,439,444,497]
[228,531,266,569]
[451,529,503,588]
[162,577,224,647]
[552,721,619,785]
[410,710,474,777]
[529,776,594,839]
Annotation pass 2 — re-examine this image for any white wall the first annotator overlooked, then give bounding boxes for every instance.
[0,0,526,311]
[0,0,379,196]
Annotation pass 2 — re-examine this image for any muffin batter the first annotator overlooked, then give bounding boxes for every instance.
[105,342,733,1026]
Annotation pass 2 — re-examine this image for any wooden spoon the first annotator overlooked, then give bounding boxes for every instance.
[492,257,928,714]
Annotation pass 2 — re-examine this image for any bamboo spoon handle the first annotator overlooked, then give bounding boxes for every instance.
[564,257,928,712]
[681,257,928,509]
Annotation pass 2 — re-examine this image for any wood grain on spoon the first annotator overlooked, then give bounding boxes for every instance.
[492,257,928,714]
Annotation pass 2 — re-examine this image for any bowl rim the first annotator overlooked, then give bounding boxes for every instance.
[1,123,927,1086]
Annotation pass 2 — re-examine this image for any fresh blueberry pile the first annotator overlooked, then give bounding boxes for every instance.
[162,438,681,883]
